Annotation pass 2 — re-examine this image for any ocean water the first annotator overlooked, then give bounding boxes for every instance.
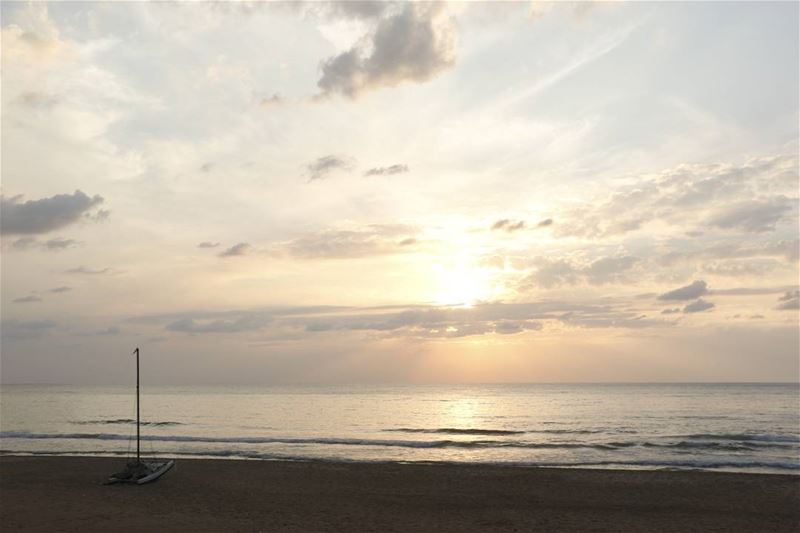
[1,383,798,474]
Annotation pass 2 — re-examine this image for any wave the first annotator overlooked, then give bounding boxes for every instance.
[3,431,797,452]
[71,419,183,427]
[680,433,800,444]
[0,431,621,450]
[3,449,798,472]
[384,427,635,436]
[384,428,525,436]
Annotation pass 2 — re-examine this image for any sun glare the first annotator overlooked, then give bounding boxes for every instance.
[434,262,496,307]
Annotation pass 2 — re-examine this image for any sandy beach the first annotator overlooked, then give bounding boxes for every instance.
[1,456,798,532]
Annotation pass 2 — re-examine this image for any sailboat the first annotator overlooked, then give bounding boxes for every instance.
[105,347,175,485]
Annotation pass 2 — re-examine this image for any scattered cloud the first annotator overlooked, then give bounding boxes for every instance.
[1,190,104,235]
[44,238,80,250]
[708,196,795,233]
[364,164,409,177]
[536,218,554,228]
[198,241,221,249]
[775,290,800,311]
[97,326,120,336]
[661,308,681,315]
[491,219,526,232]
[49,286,72,293]
[260,93,284,108]
[555,155,798,239]
[683,298,715,313]
[64,266,111,275]
[218,243,250,258]
[285,225,418,259]
[520,255,639,289]
[1,319,56,342]
[316,3,455,98]
[166,314,271,334]
[658,280,708,301]
[305,155,354,182]
[12,295,42,303]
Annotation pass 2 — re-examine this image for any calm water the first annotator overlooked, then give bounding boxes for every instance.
[1,384,798,474]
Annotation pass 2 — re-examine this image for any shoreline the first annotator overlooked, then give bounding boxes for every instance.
[2,456,799,532]
[1,450,798,476]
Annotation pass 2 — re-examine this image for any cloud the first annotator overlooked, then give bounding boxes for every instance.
[316,2,455,98]
[12,295,42,303]
[536,218,554,228]
[683,299,715,313]
[658,280,708,301]
[708,196,795,233]
[775,290,800,311]
[218,243,250,257]
[364,164,409,177]
[555,155,798,239]
[97,326,120,336]
[49,286,72,293]
[520,255,639,289]
[44,238,79,250]
[1,190,104,235]
[491,219,526,232]
[64,266,110,275]
[1,319,56,341]
[198,241,220,248]
[260,93,284,108]
[9,236,80,251]
[661,308,681,315]
[305,155,354,182]
[285,225,418,259]
[166,314,271,333]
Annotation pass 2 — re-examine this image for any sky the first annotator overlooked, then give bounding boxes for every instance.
[1,1,798,384]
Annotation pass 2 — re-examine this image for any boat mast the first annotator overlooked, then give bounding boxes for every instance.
[135,347,140,463]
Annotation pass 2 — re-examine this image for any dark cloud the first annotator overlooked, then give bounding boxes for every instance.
[12,295,42,303]
[775,290,800,310]
[49,286,72,293]
[536,218,553,228]
[491,219,526,232]
[708,196,794,233]
[1,190,104,235]
[218,243,250,257]
[64,266,111,275]
[658,280,708,301]
[683,299,715,313]
[324,1,391,19]
[364,164,409,177]
[198,241,220,249]
[305,155,354,182]
[317,3,455,98]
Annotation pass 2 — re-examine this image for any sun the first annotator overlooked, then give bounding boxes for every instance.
[434,262,495,307]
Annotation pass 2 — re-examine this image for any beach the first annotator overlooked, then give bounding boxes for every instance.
[1,456,798,532]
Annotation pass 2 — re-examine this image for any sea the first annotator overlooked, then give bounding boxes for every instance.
[1,383,798,474]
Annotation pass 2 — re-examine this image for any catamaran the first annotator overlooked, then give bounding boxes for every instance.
[105,347,175,485]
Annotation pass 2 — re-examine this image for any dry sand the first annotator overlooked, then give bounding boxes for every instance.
[1,456,798,532]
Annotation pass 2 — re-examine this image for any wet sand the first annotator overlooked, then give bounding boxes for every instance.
[1,456,798,532]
